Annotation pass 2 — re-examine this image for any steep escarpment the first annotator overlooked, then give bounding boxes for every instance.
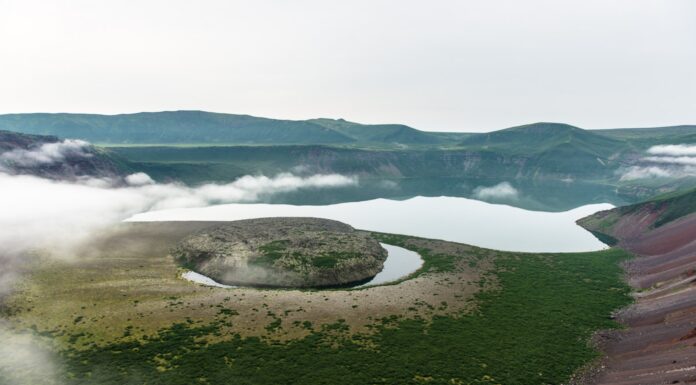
[171,217,388,288]
[576,188,696,385]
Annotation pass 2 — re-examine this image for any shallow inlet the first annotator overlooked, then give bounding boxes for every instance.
[181,243,423,289]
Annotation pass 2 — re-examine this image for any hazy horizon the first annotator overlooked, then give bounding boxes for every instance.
[2,0,695,132]
[1,109,695,133]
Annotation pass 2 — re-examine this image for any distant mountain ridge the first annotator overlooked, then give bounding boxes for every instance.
[0,111,456,145]
[461,122,627,156]
[0,111,692,147]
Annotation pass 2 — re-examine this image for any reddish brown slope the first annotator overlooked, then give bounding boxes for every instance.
[577,190,696,384]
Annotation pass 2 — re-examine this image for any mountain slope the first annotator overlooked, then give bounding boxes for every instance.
[309,118,445,144]
[0,130,128,180]
[576,188,696,384]
[459,123,632,180]
[461,122,628,156]
[578,187,696,239]
[594,125,696,142]
[0,111,457,145]
[0,111,358,145]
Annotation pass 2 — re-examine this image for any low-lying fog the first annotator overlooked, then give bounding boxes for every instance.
[129,197,612,253]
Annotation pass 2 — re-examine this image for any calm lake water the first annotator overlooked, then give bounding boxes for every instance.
[359,244,423,287]
[128,196,612,253]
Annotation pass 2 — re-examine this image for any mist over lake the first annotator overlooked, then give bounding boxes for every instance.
[129,196,612,252]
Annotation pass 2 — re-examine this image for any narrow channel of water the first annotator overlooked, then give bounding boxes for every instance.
[357,243,423,287]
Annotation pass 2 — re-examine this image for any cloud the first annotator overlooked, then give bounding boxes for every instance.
[644,156,696,166]
[619,166,674,181]
[0,139,91,167]
[125,172,155,186]
[647,144,696,157]
[0,321,60,385]
[0,171,357,295]
[473,182,519,200]
[620,144,696,180]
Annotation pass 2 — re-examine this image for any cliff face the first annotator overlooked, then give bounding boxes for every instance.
[172,217,388,288]
[575,189,696,385]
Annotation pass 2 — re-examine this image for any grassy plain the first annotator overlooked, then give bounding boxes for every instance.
[2,224,632,384]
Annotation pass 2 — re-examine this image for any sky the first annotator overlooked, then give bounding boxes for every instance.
[1,0,695,132]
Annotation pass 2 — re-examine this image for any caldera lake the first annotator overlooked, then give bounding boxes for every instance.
[129,196,611,253]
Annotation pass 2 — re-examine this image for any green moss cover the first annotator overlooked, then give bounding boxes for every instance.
[57,239,632,385]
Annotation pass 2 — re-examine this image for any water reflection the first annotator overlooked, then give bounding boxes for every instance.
[129,196,612,252]
[357,244,424,287]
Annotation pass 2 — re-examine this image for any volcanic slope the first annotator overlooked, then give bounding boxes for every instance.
[0,130,128,180]
[577,188,696,385]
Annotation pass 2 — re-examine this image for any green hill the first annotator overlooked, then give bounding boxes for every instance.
[460,122,628,156]
[0,111,358,145]
[578,187,696,240]
[594,125,696,141]
[620,187,696,228]
[0,111,458,146]
[309,118,444,144]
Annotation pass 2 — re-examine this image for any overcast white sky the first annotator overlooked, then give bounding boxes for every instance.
[1,0,694,132]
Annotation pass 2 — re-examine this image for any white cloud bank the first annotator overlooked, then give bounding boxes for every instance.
[0,321,59,385]
[0,139,91,167]
[619,166,674,181]
[620,144,696,180]
[647,144,696,157]
[473,182,519,200]
[0,171,357,257]
[644,156,696,166]
[124,172,155,186]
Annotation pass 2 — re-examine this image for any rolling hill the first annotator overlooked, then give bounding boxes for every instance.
[0,111,461,146]
[594,125,696,142]
[460,122,629,156]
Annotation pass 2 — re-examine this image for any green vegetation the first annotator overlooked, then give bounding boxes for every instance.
[461,122,628,157]
[595,125,696,145]
[311,251,362,269]
[0,111,463,146]
[647,187,696,227]
[371,232,465,273]
[54,240,632,385]
[255,241,364,270]
[585,187,696,233]
[254,240,291,266]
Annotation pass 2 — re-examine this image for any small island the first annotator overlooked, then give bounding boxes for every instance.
[171,217,388,288]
